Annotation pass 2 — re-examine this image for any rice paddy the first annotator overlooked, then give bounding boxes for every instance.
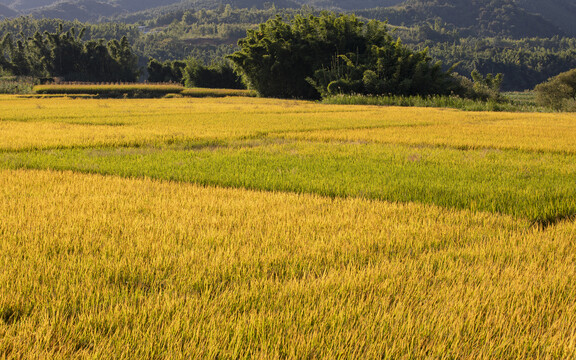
[1,95,575,358]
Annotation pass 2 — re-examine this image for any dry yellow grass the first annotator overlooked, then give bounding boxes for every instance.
[2,96,576,358]
[280,109,576,153]
[1,169,575,358]
[0,96,423,150]
[4,96,576,153]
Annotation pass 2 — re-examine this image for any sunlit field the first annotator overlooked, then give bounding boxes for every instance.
[1,95,575,358]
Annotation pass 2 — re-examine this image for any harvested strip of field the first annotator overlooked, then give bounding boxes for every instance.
[2,140,575,223]
[1,169,575,358]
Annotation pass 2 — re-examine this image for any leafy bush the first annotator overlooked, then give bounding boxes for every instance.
[183,59,245,89]
[322,94,542,112]
[534,69,576,110]
[0,76,34,94]
[147,59,186,84]
[470,70,504,101]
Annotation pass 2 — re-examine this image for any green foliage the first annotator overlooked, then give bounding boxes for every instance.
[183,58,244,89]
[0,26,140,82]
[0,17,141,46]
[33,83,183,98]
[4,139,576,223]
[0,76,34,94]
[3,4,576,93]
[180,87,256,97]
[359,0,564,38]
[229,13,461,99]
[470,70,503,101]
[534,69,576,111]
[147,58,186,83]
[322,93,540,112]
[382,33,576,92]
[229,14,326,99]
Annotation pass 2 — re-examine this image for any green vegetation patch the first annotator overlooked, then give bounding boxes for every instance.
[0,77,35,94]
[181,88,257,98]
[323,94,547,112]
[2,139,575,225]
[33,84,184,98]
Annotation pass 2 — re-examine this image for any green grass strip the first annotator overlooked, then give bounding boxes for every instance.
[181,88,257,97]
[33,84,184,98]
[323,94,552,112]
[1,140,575,224]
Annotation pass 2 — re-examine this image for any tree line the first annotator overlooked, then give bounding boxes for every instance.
[0,24,139,82]
[147,58,244,89]
[1,11,575,109]
[2,12,576,92]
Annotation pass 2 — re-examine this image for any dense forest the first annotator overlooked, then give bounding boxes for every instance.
[0,0,576,92]
[0,24,139,81]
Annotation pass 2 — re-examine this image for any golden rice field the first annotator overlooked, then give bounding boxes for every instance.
[1,95,576,358]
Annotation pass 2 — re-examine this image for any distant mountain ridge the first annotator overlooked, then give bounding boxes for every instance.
[362,0,569,37]
[1,0,575,37]
[0,3,17,18]
[516,0,576,36]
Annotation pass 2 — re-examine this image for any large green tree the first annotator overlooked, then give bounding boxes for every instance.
[229,13,461,99]
[0,26,140,82]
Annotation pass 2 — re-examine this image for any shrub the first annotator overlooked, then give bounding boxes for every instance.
[183,59,245,89]
[534,69,576,110]
[0,76,34,94]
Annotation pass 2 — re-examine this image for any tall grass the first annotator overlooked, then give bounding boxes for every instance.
[181,87,257,97]
[31,83,257,98]
[0,76,34,94]
[2,139,576,224]
[1,169,575,358]
[33,83,184,98]
[0,96,574,152]
[1,96,576,358]
[323,93,550,112]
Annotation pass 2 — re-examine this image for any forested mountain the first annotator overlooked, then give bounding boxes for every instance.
[26,0,120,21]
[304,0,404,10]
[0,3,17,18]
[0,0,575,39]
[358,0,568,38]
[516,0,576,36]
[2,0,576,91]
[0,0,180,12]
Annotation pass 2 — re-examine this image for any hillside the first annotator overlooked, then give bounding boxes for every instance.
[358,0,566,38]
[0,3,17,17]
[516,0,576,36]
[6,0,302,21]
[0,0,55,10]
[26,0,120,21]
[304,0,404,10]
[1,0,575,38]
